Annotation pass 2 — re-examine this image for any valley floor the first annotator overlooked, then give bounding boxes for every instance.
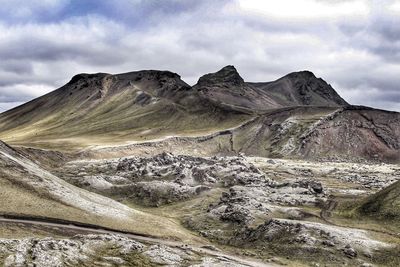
[0,139,399,267]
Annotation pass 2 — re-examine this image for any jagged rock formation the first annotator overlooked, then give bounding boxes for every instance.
[59,153,269,206]
[229,218,390,262]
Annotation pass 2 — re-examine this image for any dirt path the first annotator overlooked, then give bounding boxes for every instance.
[0,215,277,267]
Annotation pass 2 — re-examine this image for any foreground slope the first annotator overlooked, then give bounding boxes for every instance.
[356,180,400,220]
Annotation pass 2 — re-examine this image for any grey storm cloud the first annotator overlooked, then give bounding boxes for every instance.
[0,0,399,112]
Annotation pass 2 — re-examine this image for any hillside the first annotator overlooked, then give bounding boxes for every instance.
[87,105,400,163]
[0,69,251,148]
[249,70,349,107]
[356,180,400,220]
[0,140,200,242]
[231,106,400,162]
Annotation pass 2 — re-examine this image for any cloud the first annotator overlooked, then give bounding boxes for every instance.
[0,0,399,112]
[237,0,370,20]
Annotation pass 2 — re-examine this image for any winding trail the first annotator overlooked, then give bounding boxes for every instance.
[0,215,276,267]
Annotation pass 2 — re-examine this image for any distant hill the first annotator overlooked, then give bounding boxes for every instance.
[192,65,348,111]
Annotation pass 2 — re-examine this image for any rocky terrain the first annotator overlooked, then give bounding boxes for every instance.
[51,152,400,266]
[0,233,259,267]
[0,66,399,266]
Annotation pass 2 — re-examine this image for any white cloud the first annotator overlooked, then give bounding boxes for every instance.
[388,0,400,13]
[236,0,370,20]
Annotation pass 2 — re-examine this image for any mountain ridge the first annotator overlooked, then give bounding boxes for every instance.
[0,65,398,163]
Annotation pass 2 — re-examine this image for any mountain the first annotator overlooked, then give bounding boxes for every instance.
[1,66,400,266]
[192,65,281,111]
[192,66,348,112]
[92,105,399,163]
[0,65,398,163]
[248,70,349,107]
[0,69,251,148]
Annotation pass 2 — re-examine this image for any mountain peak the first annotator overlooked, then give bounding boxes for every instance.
[67,73,110,85]
[285,70,317,80]
[196,65,244,86]
[280,70,348,106]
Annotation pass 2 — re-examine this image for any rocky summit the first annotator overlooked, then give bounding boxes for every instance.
[0,65,399,267]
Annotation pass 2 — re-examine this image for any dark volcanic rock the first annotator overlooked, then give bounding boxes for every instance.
[197,65,244,87]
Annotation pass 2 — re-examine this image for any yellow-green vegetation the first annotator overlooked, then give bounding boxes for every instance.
[357,180,400,221]
[0,143,206,244]
[0,174,204,243]
[335,183,400,233]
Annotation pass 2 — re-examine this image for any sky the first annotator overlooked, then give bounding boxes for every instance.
[0,0,399,112]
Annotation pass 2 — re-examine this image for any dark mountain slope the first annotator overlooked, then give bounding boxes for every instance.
[193,66,281,111]
[248,70,349,107]
[0,70,250,148]
[0,70,189,132]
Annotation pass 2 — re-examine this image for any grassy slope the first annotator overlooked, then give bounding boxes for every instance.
[0,143,203,243]
[352,180,400,222]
